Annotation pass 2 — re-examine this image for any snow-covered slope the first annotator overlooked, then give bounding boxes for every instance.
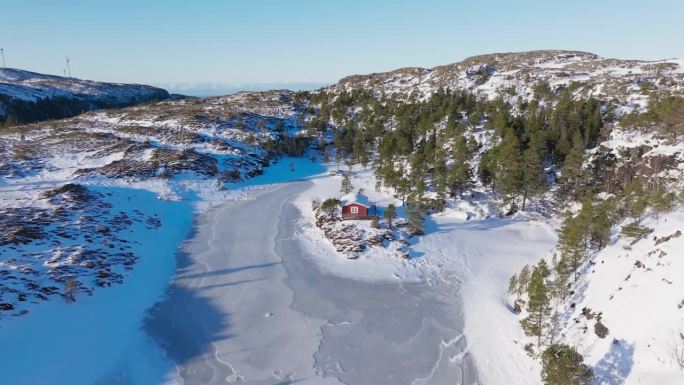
[0,90,306,323]
[0,68,170,124]
[317,50,684,384]
[563,209,684,384]
[330,50,684,112]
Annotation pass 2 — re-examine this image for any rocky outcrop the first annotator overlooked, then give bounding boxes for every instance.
[0,184,161,319]
[314,208,406,259]
[329,50,684,110]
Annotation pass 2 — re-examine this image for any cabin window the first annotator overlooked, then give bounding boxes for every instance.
[351,206,358,214]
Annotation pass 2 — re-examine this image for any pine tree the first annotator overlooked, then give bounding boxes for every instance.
[340,173,353,194]
[508,273,519,296]
[651,189,676,218]
[521,146,546,210]
[517,265,532,297]
[541,344,593,385]
[558,211,587,281]
[448,136,472,195]
[395,175,411,206]
[521,264,551,347]
[322,148,330,163]
[659,96,684,143]
[495,129,524,205]
[537,259,551,279]
[547,311,563,346]
[320,198,341,218]
[552,256,571,302]
[559,132,587,201]
[407,202,425,236]
[589,198,613,249]
[478,149,497,188]
[383,204,396,229]
[352,135,368,167]
[622,179,648,222]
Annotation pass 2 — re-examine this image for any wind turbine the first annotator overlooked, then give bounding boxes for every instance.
[1,48,5,68]
[65,56,71,77]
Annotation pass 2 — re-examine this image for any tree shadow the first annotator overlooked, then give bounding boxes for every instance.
[142,236,283,383]
[178,261,280,280]
[592,339,635,385]
[143,243,233,374]
[197,277,266,291]
[433,216,521,234]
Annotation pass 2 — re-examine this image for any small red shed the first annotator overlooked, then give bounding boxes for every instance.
[341,201,378,220]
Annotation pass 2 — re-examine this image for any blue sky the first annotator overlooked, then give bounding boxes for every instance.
[2,0,682,87]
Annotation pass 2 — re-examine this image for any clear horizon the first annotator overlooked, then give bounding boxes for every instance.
[2,0,683,87]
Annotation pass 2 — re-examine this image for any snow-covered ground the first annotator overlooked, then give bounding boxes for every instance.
[147,161,478,385]
[0,67,168,103]
[293,160,684,385]
[0,156,327,385]
[0,86,325,384]
[0,187,193,385]
[292,163,559,384]
[2,52,681,385]
[454,216,557,385]
[561,210,684,385]
[4,146,679,385]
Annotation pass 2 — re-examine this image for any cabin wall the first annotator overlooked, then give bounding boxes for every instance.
[342,203,377,220]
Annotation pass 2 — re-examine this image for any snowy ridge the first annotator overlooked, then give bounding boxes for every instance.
[330,50,683,112]
[0,68,169,103]
[0,68,170,123]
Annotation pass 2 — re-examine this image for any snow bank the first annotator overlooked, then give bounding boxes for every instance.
[0,187,193,385]
[453,218,557,385]
[565,209,684,384]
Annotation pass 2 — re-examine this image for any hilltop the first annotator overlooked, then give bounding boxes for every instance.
[0,68,170,125]
[331,50,684,113]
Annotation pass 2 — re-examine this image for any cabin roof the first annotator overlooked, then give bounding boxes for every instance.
[341,192,373,208]
[343,201,370,208]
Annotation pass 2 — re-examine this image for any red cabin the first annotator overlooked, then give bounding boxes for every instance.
[341,201,378,220]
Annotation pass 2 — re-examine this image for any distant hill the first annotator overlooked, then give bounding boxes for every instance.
[329,49,684,112]
[157,82,329,97]
[0,68,170,125]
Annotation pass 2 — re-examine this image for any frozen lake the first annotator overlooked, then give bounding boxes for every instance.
[146,182,477,385]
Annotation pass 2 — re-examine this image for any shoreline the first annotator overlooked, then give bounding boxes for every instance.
[144,182,323,384]
[276,200,478,385]
[0,187,195,385]
[146,179,478,384]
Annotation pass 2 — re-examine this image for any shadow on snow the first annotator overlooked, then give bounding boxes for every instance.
[592,339,635,385]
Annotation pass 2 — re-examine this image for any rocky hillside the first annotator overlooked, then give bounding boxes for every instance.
[0,90,309,321]
[1,50,682,384]
[0,68,170,125]
[330,50,684,112]
[307,50,684,384]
